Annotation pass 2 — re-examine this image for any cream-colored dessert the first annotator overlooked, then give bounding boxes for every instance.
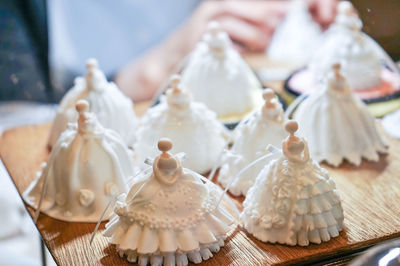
[104,138,234,266]
[135,75,227,174]
[293,64,388,167]
[24,100,135,222]
[309,1,382,91]
[181,21,263,122]
[267,0,322,68]
[218,89,287,196]
[241,121,344,246]
[48,58,138,148]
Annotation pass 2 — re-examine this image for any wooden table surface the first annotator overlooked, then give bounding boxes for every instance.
[1,100,400,265]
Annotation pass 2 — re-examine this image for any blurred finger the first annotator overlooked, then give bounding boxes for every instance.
[217,16,271,52]
[213,1,288,33]
[317,0,337,26]
[308,0,337,28]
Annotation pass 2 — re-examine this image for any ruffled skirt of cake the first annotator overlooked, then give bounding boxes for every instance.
[104,208,233,265]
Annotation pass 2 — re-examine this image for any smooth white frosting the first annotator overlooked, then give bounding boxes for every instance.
[242,155,344,246]
[135,85,227,174]
[241,122,344,246]
[181,23,262,119]
[23,106,135,222]
[309,1,382,90]
[218,92,287,196]
[48,59,138,148]
[293,67,388,167]
[267,0,322,67]
[104,141,233,265]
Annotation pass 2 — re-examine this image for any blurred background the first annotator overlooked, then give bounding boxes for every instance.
[0,0,399,265]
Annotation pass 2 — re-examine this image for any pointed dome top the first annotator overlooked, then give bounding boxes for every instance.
[75,99,101,133]
[167,74,191,110]
[85,58,108,91]
[337,1,354,15]
[207,21,221,36]
[86,58,99,72]
[158,138,173,154]
[336,1,362,31]
[153,138,182,186]
[76,99,89,114]
[283,120,309,162]
[327,63,350,93]
[261,88,283,122]
[285,120,298,136]
[204,21,230,55]
[76,99,90,130]
[169,74,182,93]
[263,88,276,108]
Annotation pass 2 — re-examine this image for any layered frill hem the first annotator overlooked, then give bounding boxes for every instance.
[104,205,233,265]
[244,221,342,247]
[114,237,225,266]
[242,177,344,246]
[315,143,388,167]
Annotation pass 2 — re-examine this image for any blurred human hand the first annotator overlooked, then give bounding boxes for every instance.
[307,0,337,29]
[187,0,289,53]
[116,0,337,102]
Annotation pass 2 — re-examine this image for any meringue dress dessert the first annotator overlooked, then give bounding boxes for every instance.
[135,75,227,174]
[23,100,135,222]
[241,121,344,246]
[267,0,322,68]
[181,21,263,124]
[218,89,287,196]
[48,58,138,148]
[309,1,382,91]
[285,1,400,112]
[293,64,388,167]
[103,138,234,266]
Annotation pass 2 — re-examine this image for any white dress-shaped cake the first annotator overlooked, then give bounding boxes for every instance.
[135,75,227,174]
[48,58,138,148]
[286,1,400,115]
[267,0,322,68]
[218,89,287,196]
[309,1,384,90]
[242,121,344,246]
[23,100,135,222]
[104,138,234,266]
[294,64,388,167]
[181,21,263,122]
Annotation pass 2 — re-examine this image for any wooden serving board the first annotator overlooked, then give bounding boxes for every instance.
[1,121,400,266]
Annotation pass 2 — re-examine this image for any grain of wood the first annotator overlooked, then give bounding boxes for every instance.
[1,121,400,265]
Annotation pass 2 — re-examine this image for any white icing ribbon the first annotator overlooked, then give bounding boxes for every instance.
[90,165,153,245]
[33,150,59,223]
[207,114,255,181]
[284,93,308,120]
[215,145,281,209]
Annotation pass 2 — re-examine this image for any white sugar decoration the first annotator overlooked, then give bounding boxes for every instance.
[309,1,397,91]
[104,138,234,266]
[218,89,287,196]
[293,64,388,167]
[24,100,135,222]
[242,120,344,246]
[135,75,227,174]
[48,58,138,148]
[181,21,263,121]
